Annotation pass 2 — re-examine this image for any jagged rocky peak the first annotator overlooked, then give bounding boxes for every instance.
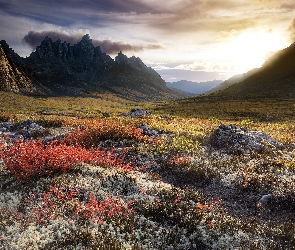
[115,51,128,64]
[74,34,95,56]
[72,34,97,71]
[31,36,70,61]
[26,34,114,73]
[128,56,147,70]
[115,51,146,70]
[36,37,55,59]
[77,34,93,48]
[0,43,4,56]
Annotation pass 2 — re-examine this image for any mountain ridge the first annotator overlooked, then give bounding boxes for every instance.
[0,35,189,100]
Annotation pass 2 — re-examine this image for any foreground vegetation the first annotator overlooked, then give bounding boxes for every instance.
[0,91,295,249]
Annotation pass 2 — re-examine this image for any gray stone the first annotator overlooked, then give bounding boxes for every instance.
[210,124,284,154]
[130,109,151,117]
[120,109,151,117]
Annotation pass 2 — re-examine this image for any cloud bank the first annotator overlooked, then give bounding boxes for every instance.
[22,30,163,54]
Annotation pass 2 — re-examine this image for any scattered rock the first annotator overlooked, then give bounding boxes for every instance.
[0,120,50,141]
[139,124,158,137]
[0,122,14,132]
[41,109,50,114]
[13,119,42,131]
[120,109,151,117]
[209,124,284,154]
[12,120,48,140]
[139,124,168,138]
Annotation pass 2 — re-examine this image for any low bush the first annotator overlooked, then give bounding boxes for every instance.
[0,139,139,182]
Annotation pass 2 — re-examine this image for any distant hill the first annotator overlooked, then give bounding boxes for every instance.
[206,69,259,94]
[0,35,189,101]
[166,80,222,94]
[209,42,295,99]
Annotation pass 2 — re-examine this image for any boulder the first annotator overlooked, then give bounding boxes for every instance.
[209,124,283,154]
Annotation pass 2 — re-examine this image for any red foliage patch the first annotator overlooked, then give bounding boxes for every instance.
[26,186,134,224]
[169,154,191,167]
[1,139,139,181]
[61,121,147,148]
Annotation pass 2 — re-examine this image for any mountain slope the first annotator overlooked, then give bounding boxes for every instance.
[0,41,34,92]
[206,68,259,94]
[210,42,295,99]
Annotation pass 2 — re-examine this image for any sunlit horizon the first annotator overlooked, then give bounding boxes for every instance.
[1,0,295,83]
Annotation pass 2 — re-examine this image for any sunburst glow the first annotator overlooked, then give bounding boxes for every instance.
[220,30,289,74]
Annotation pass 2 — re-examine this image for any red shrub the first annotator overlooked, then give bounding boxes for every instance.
[25,186,134,224]
[1,139,87,181]
[61,121,147,148]
[1,139,139,182]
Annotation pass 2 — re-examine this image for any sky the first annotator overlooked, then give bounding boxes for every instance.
[1,0,295,82]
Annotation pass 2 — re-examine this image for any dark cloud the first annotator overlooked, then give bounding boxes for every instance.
[3,0,293,41]
[0,0,199,28]
[0,0,162,18]
[22,30,163,54]
[22,31,82,49]
[0,0,161,30]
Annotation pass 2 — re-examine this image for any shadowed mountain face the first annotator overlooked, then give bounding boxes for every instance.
[210,42,295,99]
[206,69,259,94]
[0,35,187,100]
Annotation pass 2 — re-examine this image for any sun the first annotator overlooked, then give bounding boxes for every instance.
[219,29,289,74]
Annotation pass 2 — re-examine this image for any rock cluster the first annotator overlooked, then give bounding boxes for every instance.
[139,124,167,137]
[210,124,283,154]
[120,109,151,117]
[0,120,48,141]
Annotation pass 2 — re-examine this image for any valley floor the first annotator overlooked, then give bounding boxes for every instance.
[0,92,295,249]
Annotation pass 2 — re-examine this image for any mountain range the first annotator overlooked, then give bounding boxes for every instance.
[1,35,295,102]
[166,80,222,94]
[0,35,189,101]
